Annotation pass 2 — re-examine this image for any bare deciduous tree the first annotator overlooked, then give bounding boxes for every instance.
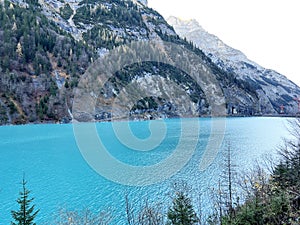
[55,208,113,225]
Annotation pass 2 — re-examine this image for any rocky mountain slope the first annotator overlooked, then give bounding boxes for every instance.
[0,0,178,124]
[167,16,300,116]
[0,0,299,125]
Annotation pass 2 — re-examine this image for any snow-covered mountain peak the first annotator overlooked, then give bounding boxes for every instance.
[167,17,202,32]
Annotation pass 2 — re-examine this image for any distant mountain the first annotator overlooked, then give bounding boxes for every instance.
[0,1,299,125]
[167,16,300,115]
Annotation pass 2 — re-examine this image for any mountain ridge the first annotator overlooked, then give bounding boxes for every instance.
[0,0,299,125]
[167,16,300,115]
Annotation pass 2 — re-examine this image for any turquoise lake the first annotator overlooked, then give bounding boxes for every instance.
[0,117,292,224]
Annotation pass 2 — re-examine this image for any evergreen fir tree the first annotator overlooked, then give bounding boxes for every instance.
[11,178,39,225]
[167,191,198,225]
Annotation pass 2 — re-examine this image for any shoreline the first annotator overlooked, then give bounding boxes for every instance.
[0,114,299,127]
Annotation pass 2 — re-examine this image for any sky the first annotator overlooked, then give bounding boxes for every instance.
[148,0,300,86]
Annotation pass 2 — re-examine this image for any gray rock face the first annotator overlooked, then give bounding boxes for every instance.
[167,16,300,115]
[136,0,147,6]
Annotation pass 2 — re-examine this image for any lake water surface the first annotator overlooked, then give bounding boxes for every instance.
[0,117,292,224]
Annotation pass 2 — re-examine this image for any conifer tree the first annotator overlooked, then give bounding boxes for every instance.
[167,191,198,225]
[11,178,39,225]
